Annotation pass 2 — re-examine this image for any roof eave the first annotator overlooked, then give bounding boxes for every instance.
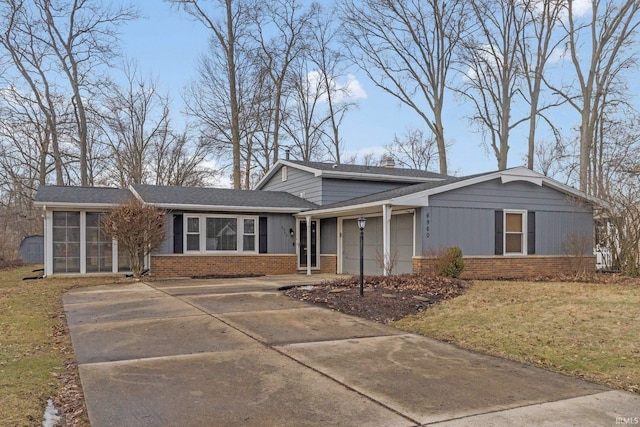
[319,170,442,182]
[294,200,395,217]
[145,202,312,213]
[33,201,121,209]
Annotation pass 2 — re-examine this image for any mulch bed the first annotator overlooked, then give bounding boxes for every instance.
[284,274,470,323]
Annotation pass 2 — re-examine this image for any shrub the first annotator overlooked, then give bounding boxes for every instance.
[437,246,465,278]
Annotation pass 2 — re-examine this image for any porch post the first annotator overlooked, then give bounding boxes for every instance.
[382,204,392,276]
[305,215,312,276]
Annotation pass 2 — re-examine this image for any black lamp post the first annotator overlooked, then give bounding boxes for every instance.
[357,214,366,297]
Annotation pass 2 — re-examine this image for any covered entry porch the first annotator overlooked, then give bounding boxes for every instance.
[297,204,418,276]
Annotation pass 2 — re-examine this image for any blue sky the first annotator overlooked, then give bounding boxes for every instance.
[116,2,581,178]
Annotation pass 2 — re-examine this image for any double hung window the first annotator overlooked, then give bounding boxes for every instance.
[185,215,257,253]
[504,211,526,255]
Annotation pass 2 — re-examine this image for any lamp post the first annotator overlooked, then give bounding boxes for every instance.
[357,214,366,297]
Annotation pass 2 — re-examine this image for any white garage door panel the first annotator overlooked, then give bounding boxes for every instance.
[342,214,413,275]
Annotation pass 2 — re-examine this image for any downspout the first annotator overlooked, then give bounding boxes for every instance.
[382,204,392,276]
[306,215,312,276]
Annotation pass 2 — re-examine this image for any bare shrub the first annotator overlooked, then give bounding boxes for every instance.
[375,249,398,275]
[102,198,166,277]
[562,232,593,280]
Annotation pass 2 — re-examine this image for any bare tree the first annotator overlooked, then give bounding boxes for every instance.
[153,128,218,187]
[341,0,467,175]
[251,0,317,165]
[282,56,328,161]
[517,0,566,170]
[532,138,566,177]
[101,66,170,186]
[100,65,216,188]
[0,0,66,185]
[551,0,640,194]
[308,5,354,164]
[171,0,257,189]
[457,0,529,170]
[37,0,138,186]
[384,128,440,171]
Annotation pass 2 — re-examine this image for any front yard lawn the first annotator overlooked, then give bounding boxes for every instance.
[393,280,640,393]
[0,265,126,426]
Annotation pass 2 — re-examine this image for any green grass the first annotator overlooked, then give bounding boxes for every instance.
[393,280,640,393]
[0,265,127,426]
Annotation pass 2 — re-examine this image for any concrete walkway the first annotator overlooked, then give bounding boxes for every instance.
[64,275,640,426]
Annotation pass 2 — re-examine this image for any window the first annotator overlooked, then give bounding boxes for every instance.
[86,213,112,273]
[186,217,200,251]
[243,218,255,251]
[48,210,130,274]
[281,166,288,182]
[504,211,526,254]
[185,215,258,253]
[53,211,80,273]
[206,217,237,251]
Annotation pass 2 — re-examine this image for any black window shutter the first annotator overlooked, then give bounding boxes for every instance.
[259,217,268,253]
[495,210,503,255]
[173,214,183,254]
[527,211,536,255]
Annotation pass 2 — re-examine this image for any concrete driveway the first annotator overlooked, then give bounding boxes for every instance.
[64,275,640,426]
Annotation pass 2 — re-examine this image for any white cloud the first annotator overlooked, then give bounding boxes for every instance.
[343,74,367,101]
[571,0,592,17]
[305,71,367,103]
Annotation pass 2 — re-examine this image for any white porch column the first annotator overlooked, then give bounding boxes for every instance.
[44,209,52,276]
[306,215,312,276]
[382,204,392,276]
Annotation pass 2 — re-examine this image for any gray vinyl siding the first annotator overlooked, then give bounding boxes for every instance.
[429,179,590,212]
[419,179,594,256]
[421,207,495,255]
[156,214,175,255]
[536,211,593,255]
[260,166,322,205]
[321,179,404,205]
[267,214,297,254]
[320,218,337,254]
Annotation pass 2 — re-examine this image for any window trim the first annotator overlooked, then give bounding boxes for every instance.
[183,214,259,254]
[503,210,527,255]
[281,165,288,182]
[185,216,201,252]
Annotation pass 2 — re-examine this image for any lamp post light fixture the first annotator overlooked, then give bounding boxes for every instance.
[357,214,366,297]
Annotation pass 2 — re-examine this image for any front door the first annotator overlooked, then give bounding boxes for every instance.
[299,220,317,268]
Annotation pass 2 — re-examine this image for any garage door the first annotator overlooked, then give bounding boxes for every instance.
[342,214,413,275]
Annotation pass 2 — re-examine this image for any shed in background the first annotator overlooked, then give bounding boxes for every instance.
[19,235,44,264]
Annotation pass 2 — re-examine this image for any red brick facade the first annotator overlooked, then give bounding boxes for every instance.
[320,254,337,274]
[151,254,298,278]
[151,253,340,277]
[413,255,596,280]
[151,253,595,279]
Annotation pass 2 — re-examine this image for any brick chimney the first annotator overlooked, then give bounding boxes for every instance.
[380,155,395,168]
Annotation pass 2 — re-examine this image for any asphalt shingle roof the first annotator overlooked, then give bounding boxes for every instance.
[288,160,447,180]
[35,186,132,205]
[131,184,318,210]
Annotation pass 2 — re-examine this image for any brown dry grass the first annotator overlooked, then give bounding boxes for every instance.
[394,280,640,393]
[0,265,129,426]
